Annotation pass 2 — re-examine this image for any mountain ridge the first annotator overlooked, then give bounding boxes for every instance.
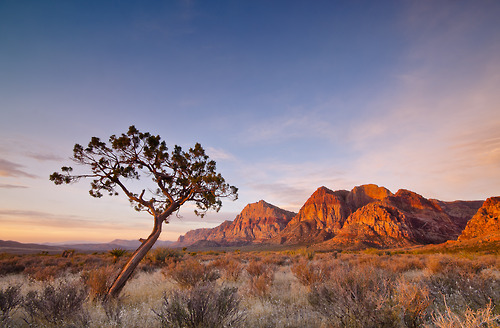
[178,184,487,249]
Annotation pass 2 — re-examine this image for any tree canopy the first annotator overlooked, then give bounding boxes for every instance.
[50,125,238,221]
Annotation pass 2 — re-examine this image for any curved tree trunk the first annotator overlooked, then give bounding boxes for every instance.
[106,216,164,299]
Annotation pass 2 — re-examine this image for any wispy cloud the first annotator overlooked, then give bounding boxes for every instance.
[0,183,28,189]
[243,108,343,145]
[26,152,63,161]
[0,159,37,178]
[0,209,145,230]
[206,147,235,161]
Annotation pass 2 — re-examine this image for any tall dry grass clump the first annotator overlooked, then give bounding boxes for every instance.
[211,256,243,282]
[245,260,275,297]
[291,258,328,287]
[395,277,432,328]
[82,266,117,302]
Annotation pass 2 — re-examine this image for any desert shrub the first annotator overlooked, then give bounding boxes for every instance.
[212,256,243,282]
[23,279,89,326]
[0,285,23,326]
[428,300,500,328]
[395,277,432,328]
[425,265,500,314]
[24,257,72,281]
[308,264,398,327]
[385,255,426,273]
[109,248,127,263]
[0,258,25,276]
[291,259,327,287]
[246,260,275,297]
[148,247,183,265]
[80,254,108,270]
[163,259,220,289]
[155,283,244,328]
[101,296,126,326]
[259,252,290,267]
[82,266,117,302]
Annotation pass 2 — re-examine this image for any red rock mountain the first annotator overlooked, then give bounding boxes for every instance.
[177,184,485,249]
[458,197,500,241]
[325,189,471,248]
[275,184,394,244]
[176,200,296,246]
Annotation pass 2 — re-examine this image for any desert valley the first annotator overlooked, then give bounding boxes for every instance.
[1,184,499,327]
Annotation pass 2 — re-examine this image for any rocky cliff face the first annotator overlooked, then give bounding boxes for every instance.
[276,184,395,245]
[177,228,212,245]
[275,187,350,244]
[327,189,468,248]
[432,200,485,229]
[176,200,296,246]
[332,203,415,248]
[458,197,500,241]
[177,184,485,249]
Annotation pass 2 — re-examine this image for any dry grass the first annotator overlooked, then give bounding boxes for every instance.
[0,250,498,327]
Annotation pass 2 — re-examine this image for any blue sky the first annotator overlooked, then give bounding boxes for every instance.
[1,1,499,243]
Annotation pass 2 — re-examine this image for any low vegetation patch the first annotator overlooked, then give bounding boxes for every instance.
[0,250,498,327]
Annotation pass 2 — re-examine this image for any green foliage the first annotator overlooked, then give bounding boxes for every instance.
[50,125,238,219]
[109,248,127,263]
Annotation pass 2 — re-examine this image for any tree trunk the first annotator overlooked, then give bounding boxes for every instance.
[105,216,164,299]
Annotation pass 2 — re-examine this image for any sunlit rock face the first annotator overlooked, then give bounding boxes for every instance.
[459,197,500,241]
[275,186,350,244]
[176,200,296,246]
[178,184,485,249]
[329,189,467,248]
[276,184,394,245]
[177,228,212,245]
[209,200,296,244]
[332,203,416,248]
[346,184,393,210]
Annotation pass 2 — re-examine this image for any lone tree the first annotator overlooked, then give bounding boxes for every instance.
[50,126,238,298]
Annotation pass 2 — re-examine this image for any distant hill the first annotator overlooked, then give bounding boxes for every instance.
[0,239,174,254]
[0,240,65,254]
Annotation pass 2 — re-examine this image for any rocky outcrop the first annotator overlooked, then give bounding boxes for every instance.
[458,197,500,241]
[275,187,350,244]
[346,184,393,209]
[208,200,296,244]
[177,200,296,246]
[331,203,415,248]
[177,228,213,245]
[276,184,396,245]
[327,189,466,248]
[432,200,484,229]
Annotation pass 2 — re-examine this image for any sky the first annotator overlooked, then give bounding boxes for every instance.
[1,1,499,243]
